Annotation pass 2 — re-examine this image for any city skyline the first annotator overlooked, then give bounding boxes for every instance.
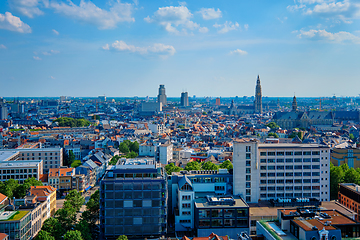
[1,0,360,97]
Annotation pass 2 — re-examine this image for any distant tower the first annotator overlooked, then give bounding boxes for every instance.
[254,75,262,113]
[180,92,189,107]
[215,98,221,106]
[292,95,298,112]
[157,85,167,105]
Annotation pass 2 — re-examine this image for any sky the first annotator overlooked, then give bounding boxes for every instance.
[0,0,360,98]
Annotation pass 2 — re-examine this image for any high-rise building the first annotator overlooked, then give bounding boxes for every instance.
[0,105,8,120]
[180,92,189,107]
[254,75,262,113]
[215,98,220,106]
[157,85,167,105]
[100,159,167,239]
[292,95,298,112]
[233,138,330,203]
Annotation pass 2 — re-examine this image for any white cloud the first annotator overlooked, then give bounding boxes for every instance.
[33,56,42,60]
[50,76,55,79]
[52,29,59,35]
[244,24,249,30]
[288,0,360,23]
[297,29,360,43]
[50,0,135,30]
[230,49,248,55]
[8,0,49,18]
[198,8,222,20]
[144,5,205,34]
[199,27,208,33]
[103,40,176,58]
[0,44,6,49]
[42,50,60,55]
[213,21,240,33]
[0,12,31,33]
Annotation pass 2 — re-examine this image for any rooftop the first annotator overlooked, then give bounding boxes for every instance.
[0,151,18,162]
[0,160,41,168]
[194,195,248,208]
[0,210,29,222]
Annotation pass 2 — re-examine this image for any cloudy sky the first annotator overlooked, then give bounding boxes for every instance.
[0,0,360,98]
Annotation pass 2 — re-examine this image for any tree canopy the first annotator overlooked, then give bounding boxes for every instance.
[165,163,183,175]
[329,163,360,199]
[267,132,279,138]
[0,177,43,199]
[185,161,201,171]
[202,161,219,171]
[219,160,233,170]
[266,122,280,129]
[53,117,90,127]
[117,235,128,240]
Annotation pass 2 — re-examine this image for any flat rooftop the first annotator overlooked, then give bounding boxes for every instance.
[258,143,329,149]
[0,160,41,168]
[0,151,18,162]
[195,196,248,209]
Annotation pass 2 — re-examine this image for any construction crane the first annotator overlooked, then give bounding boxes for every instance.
[315,98,322,111]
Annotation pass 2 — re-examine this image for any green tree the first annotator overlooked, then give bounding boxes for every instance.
[349,134,355,141]
[41,217,65,240]
[330,163,345,200]
[63,230,84,240]
[0,179,19,199]
[125,151,138,158]
[185,161,201,171]
[344,168,360,185]
[165,163,183,175]
[129,141,139,153]
[67,150,76,167]
[266,122,279,130]
[53,117,90,127]
[119,142,130,154]
[202,111,207,115]
[14,177,43,198]
[109,155,120,165]
[341,163,349,173]
[81,190,99,239]
[178,125,185,129]
[65,190,85,213]
[34,230,55,240]
[117,235,128,240]
[54,208,77,233]
[201,161,219,171]
[267,132,279,138]
[219,160,233,170]
[75,220,92,240]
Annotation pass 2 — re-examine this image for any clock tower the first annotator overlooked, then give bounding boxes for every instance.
[254,75,262,113]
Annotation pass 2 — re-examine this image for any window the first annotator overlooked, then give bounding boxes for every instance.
[286,158,293,163]
[246,146,251,152]
[268,159,275,163]
[246,175,251,181]
[246,168,251,173]
[286,152,293,156]
[277,166,284,170]
[260,159,266,163]
[246,153,251,159]
[277,152,284,156]
[268,152,275,156]
[268,166,275,170]
[277,172,284,177]
[276,159,284,163]
[277,179,284,184]
[260,152,266,156]
[286,172,293,177]
[246,161,251,166]
[294,165,302,170]
[246,189,251,195]
[294,151,302,155]
[246,182,251,188]
[268,173,275,177]
[286,166,293,170]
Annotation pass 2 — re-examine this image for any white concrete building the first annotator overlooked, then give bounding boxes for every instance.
[157,144,173,165]
[139,144,156,157]
[233,138,330,203]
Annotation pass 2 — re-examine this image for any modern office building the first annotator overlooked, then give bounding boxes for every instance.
[169,169,232,233]
[194,195,249,239]
[181,92,189,107]
[157,84,167,106]
[0,148,63,173]
[233,138,330,203]
[100,158,167,239]
[338,183,360,222]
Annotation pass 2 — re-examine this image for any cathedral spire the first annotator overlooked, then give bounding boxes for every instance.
[254,75,262,113]
[292,94,298,112]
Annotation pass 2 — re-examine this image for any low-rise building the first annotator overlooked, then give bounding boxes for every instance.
[28,186,57,217]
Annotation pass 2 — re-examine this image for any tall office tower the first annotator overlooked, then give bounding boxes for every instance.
[100,159,167,239]
[0,105,8,120]
[157,85,167,105]
[180,92,189,107]
[215,98,220,106]
[292,95,298,112]
[254,75,262,113]
[233,138,330,203]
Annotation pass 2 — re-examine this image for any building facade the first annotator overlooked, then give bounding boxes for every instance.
[157,84,167,106]
[233,138,330,203]
[338,183,360,222]
[181,92,189,107]
[100,159,167,239]
[330,147,360,168]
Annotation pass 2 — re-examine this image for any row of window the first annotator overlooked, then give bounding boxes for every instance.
[0,174,38,180]
[0,169,37,174]
[260,151,320,156]
[260,158,320,163]
[260,186,320,191]
[261,165,320,170]
[22,152,58,156]
[260,193,320,198]
[261,179,320,184]
[261,172,320,177]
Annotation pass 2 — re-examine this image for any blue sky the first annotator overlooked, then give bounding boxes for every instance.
[1,0,360,98]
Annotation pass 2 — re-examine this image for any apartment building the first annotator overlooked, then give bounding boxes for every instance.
[233,138,330,203]
[100,159,167,239]
[0,148,63,173]
[157,144,173,165]
[338,183,360,222]
[330,147,360,168]
[169,169,232,233]
[29,186,57,217]
[48,168,85,195]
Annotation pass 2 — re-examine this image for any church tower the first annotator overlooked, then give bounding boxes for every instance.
[254,75,262,113]
[292,95,298,112]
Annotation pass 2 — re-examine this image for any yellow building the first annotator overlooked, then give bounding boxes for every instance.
[330,148,360,168]
[29,186,57,217]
